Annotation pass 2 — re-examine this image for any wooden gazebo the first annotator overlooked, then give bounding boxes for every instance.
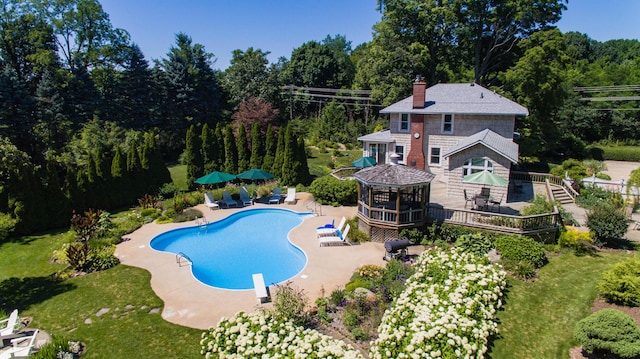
[354,164,435,242]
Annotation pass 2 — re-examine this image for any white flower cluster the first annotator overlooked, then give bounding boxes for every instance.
[369,248,507,359]
[200,310,365,359]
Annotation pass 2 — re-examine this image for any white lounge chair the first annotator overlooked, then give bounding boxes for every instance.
[203,192,219,211]
[240,187,253,206]
[319,224,351,247]
[317,216,346,237]
[0,329,38,359]
[284,187,296,204]
[269,188,282,204]
[222,190,238,208]
[0,309,18,337]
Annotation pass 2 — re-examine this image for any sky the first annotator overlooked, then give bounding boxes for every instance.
[99,0,640,71]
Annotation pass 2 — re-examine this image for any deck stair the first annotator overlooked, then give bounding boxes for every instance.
[551,185,574,205]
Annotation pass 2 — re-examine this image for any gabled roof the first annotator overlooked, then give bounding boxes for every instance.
[380,83,529,116]
[355,164,435,187]
[443,129,519,164]
[357,129,394,143]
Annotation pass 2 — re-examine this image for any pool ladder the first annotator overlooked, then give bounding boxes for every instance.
[176,252,192,267]
[195,217,208,234]
[306,200,322,216]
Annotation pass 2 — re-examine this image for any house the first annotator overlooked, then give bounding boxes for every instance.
[358,80,528,201]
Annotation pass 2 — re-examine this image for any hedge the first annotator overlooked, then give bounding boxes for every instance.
[588,146,640,161]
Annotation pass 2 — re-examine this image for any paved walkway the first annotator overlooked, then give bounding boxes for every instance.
[116,170,640,330]
[115,193,388,330]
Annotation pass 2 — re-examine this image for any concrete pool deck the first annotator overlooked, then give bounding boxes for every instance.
[115,193,389,330]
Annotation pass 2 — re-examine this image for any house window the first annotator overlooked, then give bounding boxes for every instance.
[399,114,410,132]
[429,147,441,165]
[395,145,404,162]
[463,158,493,176]
[442,114,454,134]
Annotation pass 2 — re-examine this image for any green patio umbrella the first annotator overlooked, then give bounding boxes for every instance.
[236,168,275,181]
[352,156,377,168]
[195,171,237,185]
[462,170,508,186]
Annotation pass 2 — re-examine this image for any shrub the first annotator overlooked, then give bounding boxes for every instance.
[31,337,84,359]
[309,176,357,206]
[399,227,424,244]
[494,235,547,268]
[521,195,557,215]
[0,212,17,242]
[345,217,369,243]
[588,145,640,162]
[597,257,640,306]
[558,227,595,254]
[586,202,629,246]
[501,258,537,280]
[455,232,494,256]
[271,281,309,327]
[549,158,588,181]
[574,309,640,358]
[329,288,347,307]
[173,208,202,223]
[578,186,624,209]
[86,245,120,272]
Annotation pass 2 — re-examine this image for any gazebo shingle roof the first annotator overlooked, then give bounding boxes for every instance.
[354,164,435,187]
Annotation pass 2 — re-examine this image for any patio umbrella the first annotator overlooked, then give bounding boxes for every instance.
[462,170,508,186]
[195,171,236,185]
[236,168,274,181]
[352,156,377,168]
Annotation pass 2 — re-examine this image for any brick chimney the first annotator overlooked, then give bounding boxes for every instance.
[412,76,426,109]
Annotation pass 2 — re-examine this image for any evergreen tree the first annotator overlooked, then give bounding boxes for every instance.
[110,145,127,206]
[297,136,311,185]
[201,123,216,171]
[144,131,171,191]
[119,44,154,129]
[249,122,263,169]
[271,127,285,178]
[0,64,37,155]
[223,125,238,174]
[236,123,250,172]
[280,123,300,186]
[262,124,275,172]
[184,125,203,189]
[212,123,224,171]
[35,70,68,153]
[111,146,125,178]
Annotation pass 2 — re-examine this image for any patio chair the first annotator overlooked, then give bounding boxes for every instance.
[269,188,282,204]
[203,192,219,211]
[0,309,18,337]
[239,187,253,206]
[284,187,296,204]
[489,194,504,212]
[463,189,474,208]
[480,187,491,199]
[317,219,334,229]
[474,197,488,211]
[317,216,346,237]
[0,329,38,359]
[319,224,351,247]
[222,190,238,208]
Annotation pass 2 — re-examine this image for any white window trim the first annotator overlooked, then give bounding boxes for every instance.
[463,158,494,176]
[441,114,454,134]
[398,113,410,132]
[428,146,442,166]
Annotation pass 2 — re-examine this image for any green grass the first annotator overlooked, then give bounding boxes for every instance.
[0,232,202,358]
[168,164,188,190]
[307,147,362,178]
[489,251,634,359]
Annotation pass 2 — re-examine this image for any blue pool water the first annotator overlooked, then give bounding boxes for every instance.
[150,208,313,290]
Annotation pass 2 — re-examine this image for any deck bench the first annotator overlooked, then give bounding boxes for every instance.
[252,273,269,304]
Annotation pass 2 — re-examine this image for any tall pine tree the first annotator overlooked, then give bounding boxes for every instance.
[296,136,311,185]
[249,122,263,170]
[280,123,300,186]
[262,124,275,172]
[184,125,203,189]
[236,123,250,172]
[271,127,285,178]
[223,125,238,174]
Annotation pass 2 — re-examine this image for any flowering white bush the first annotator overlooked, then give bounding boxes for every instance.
[369,248,507,359]
[201,310,364,358]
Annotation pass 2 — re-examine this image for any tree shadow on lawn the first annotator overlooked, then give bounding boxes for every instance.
[0,276,75,312]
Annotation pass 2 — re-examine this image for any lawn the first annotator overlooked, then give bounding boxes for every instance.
[307,147,363,178]
[489,250,634,358]
[0,231,202,358]
[168,163,188,190]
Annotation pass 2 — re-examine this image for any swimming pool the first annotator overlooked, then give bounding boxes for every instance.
[150,208,313,290]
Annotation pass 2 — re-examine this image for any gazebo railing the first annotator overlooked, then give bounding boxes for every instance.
[358,202,425,225]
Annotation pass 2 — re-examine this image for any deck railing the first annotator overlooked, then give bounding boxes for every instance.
[358,202,425,227]
[426,204,561,235]
[511,170,578,202]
